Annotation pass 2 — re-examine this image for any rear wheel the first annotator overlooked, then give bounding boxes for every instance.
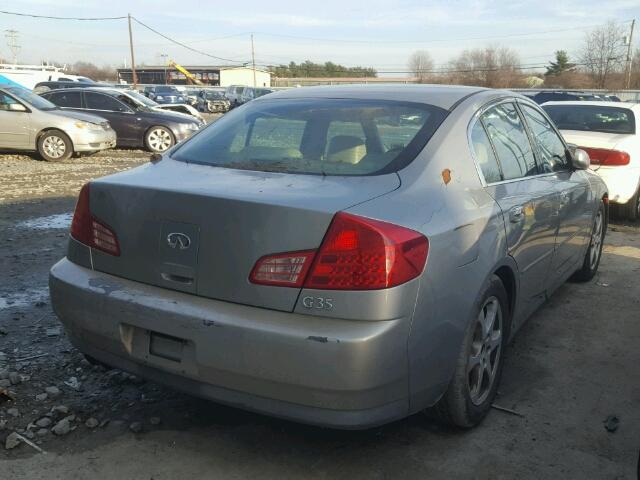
[572,202,605,282]
[37,129,73,162]
[145,126,175,153]
[431,275,509,428]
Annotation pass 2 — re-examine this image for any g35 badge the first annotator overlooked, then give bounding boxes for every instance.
[302,296,334,310]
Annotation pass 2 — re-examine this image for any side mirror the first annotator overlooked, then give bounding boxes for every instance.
[8,103,27,112]
[571,148,590,170]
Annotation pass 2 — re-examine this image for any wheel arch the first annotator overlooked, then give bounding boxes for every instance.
[488,256,520,339]
[144,124,176,151]
[35,127,75,152]
[144,124,176,140]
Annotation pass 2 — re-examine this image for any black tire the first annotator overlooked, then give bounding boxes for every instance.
[431,275,510,428]
[144,126,175,153]
[572,202,606,282]
[37,129,73,162]
[622,187,640,222]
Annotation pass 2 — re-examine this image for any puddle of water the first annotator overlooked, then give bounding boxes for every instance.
[0,288,50,310]
[16,213,73,230]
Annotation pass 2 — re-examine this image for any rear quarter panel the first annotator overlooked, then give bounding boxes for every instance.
[345,92,512,412]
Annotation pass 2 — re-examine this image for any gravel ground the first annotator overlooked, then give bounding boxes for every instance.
[1,149,639,479]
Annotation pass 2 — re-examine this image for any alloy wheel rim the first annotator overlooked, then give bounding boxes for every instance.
[42,135,66,159]
[589,210,603,270]
[148,129,172,152]
[468,296,503,406]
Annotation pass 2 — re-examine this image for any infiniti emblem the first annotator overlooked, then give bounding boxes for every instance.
[167,232,191,250]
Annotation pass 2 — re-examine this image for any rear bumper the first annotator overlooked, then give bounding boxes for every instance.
[590,166,640,204]
[49,258,411,429]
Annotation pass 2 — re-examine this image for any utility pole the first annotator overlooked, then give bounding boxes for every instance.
[251,34,257,87]
[5,29,20,64]
[128,14,138,88]
[625,19,635,90]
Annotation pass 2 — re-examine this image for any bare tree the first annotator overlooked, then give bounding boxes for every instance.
[408,50,434,83]
[69,61,117,81]
[579,21,626,88]
[446,46,523,88]
[630,49,640,89]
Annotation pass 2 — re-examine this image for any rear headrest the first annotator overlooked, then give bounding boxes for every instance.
[327,135,366,164]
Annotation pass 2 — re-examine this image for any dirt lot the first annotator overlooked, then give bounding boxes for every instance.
[1,149,639,479]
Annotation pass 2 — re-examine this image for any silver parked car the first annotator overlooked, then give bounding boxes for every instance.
[49,85,607,429]
[0,85,116,161]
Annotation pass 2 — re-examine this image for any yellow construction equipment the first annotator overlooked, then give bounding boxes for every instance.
[168,60,203,85]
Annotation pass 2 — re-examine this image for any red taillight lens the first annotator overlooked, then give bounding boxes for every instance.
[249,250,315,287]
[305,212,428,290]
[70,183,120,256]
[580,147,630,166]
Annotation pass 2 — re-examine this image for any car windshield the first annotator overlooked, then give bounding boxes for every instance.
[124,90,157,107]
[205,91,224,99]
[171,98,447,175]
[156,86,179,93]
[543,105,636,134]
[255,89,273,97]
[5,86,57,110]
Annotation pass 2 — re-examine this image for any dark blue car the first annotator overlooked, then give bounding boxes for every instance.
[145,85,186,105]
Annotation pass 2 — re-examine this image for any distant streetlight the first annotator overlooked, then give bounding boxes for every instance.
[159,53,168,84]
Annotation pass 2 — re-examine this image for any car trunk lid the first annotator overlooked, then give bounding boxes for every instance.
[560,130,634,171]
[88,159,400,312]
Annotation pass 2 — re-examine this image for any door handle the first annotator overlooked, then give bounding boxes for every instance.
[509,205,524,223]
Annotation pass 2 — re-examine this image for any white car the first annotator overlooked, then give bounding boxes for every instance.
[542,101,640,220]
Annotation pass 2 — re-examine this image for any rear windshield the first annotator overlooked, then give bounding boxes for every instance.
[171,98,447,175]
[156,86,178,93]
[543,105,636,134]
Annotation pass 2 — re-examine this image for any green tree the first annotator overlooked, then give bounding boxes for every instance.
[545,50,575,77]
[270,60,376,78]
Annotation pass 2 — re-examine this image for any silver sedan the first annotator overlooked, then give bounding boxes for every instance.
[0,86,116,161]
[49,85,607,429]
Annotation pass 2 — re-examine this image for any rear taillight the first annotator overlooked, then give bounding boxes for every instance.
[249,213,428,290]
[580,147,630,166]
[70,183,120,256]
[305,213,428,290]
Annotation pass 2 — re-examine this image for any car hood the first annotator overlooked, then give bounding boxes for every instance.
[48,109,108,124]
[139,108,198,124]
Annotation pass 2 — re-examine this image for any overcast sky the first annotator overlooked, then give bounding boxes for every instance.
[1,0,637,75]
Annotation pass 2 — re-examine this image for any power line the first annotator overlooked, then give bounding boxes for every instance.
[250,20,633,45]
[0,9,126,20]
[131,17,247,64]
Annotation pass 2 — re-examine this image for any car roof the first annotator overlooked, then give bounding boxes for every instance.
[253,84,488,110]
[541,101,639,109]
[43,86,120,95]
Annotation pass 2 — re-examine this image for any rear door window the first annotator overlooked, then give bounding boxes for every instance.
[520,104,569,173]
[85,93,129,112]
[481,103,538,180]
[46,91,82,108]
[470,121,502,183]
